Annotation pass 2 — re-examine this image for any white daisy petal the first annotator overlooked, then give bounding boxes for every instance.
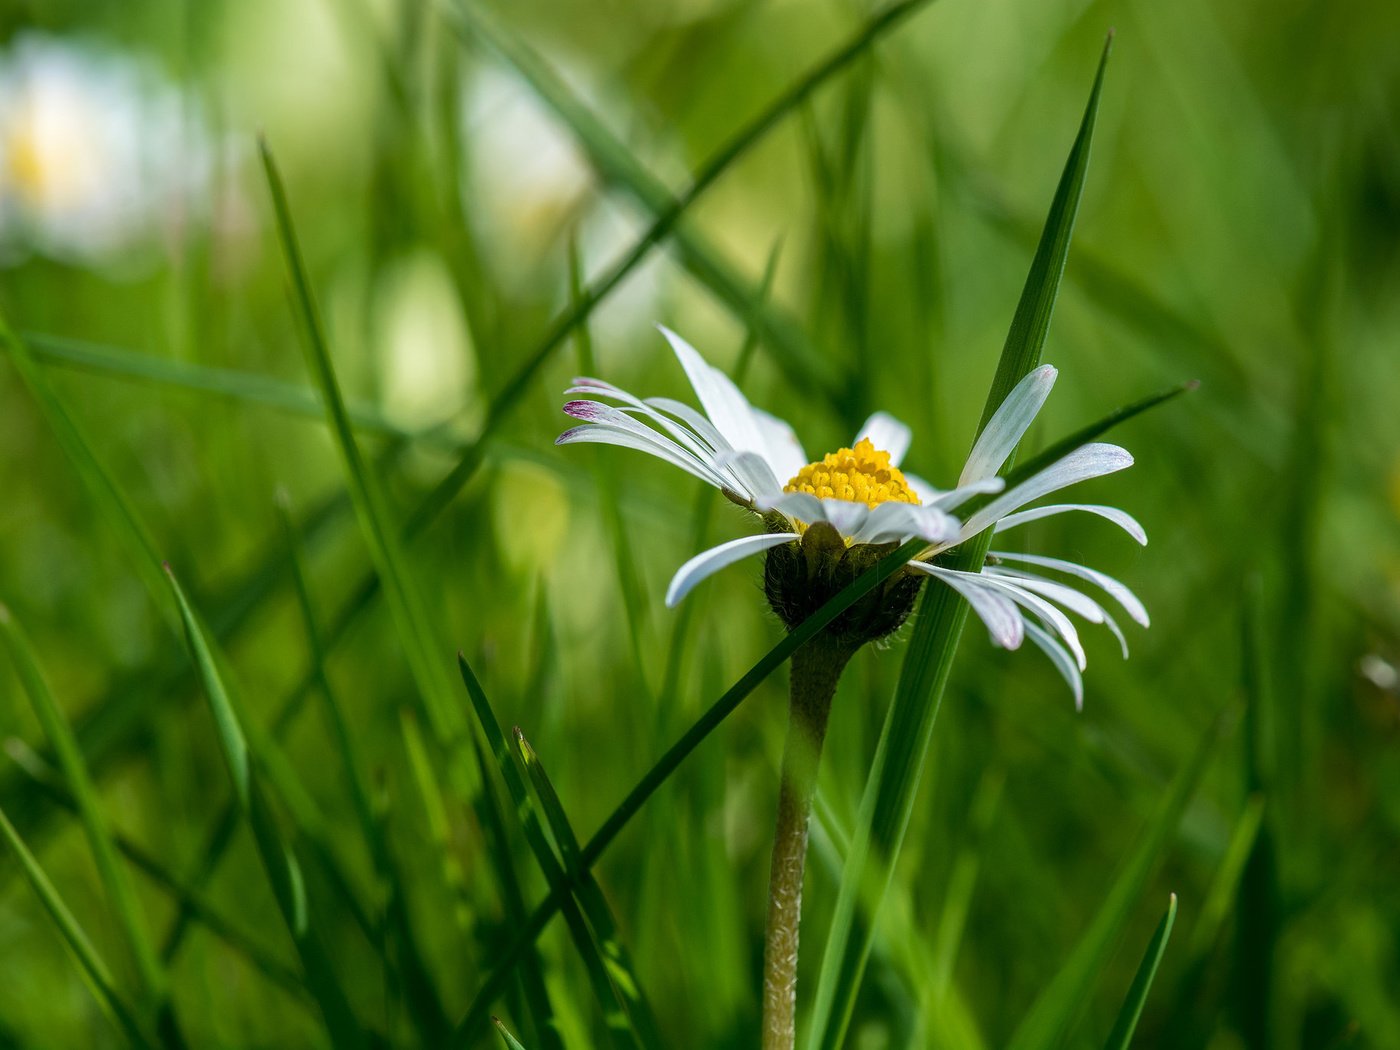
[755,490,824,524]
[925,476,1006,513]
[989,551,1149,627]
[1024,621,1085,710]
[912,562,1025,649]
[959,364,1058,486]
[658,326,769,457]
[853,502,960,544]
[816,499,871,537]
[903,472,940,504]
[991,503,1147,546]
[556,425,727,489]
[712,450,782,504]
[665,532,796,607]
[974,576,1087,671]
[985,569,1107,623]
[754,408,808,484]
[566,398,719,466]
[645,397,732,454]
[1101,609,1130,658]
[855,411,912,466]
[953,443,1134,544]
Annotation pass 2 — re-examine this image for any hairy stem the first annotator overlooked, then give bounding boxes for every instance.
[762,640,854,1050]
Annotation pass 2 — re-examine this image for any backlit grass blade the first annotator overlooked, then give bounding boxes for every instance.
[0,803,153,1049]
[164,566,367,1050]
[1102,895,1178,1050]
[258,137,461,744]
[805,37,1115,1050]
[0,316,171,625]
[447,0,940,412]
[23,331,441,445]
[1005,712,1222,1050]
[0,605,170,1027]
[279,497,450,1044]
[452,535,930,1041]
[494,1018,530,1050]
[458,655,657,1049]
[6,745,305,996]
[515,729,666,1047]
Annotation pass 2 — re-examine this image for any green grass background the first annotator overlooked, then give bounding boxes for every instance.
[1,0,1398,1047]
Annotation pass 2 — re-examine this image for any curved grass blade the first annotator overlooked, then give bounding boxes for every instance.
[446,0,941,413]
[1102,894,1178,1050]
[804,36,1116,1050]
[459,656,657,1049]
[164,567,367,1050]
[0,803,153,1048]
[0,605,171,1031]
[451,535,930,1041]
[1005,711,1222,1050]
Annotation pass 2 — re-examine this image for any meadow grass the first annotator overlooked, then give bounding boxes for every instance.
[1,1,1398,1048]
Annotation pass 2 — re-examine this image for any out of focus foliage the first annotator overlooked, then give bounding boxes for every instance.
[0,0,1397,1047]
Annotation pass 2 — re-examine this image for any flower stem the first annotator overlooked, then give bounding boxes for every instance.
[762,640,854,1050]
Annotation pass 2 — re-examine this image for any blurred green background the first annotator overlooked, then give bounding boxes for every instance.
[1,0,1398,1047]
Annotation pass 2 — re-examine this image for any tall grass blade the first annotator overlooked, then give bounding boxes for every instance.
[453,535,930,1040]
[0,605,171,1031]
[458,655,656,1049]
[164,566,367,1049]
[0,803,153,1048]
[493,1018,530,1050]
[805,37,1115,1050]
[1005,713,1221,1050]
[1102,894,1178,1050]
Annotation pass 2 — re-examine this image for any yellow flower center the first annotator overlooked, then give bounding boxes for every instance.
[783,438,920,508]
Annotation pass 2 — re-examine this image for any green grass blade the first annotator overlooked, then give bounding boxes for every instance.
[493,1018,530,1050]
[1102,895,1178,1050]
[0,318,171,626]
[452,535,930,1041]
[0,803,153,1048]
[0,606,169,1019]
[258,137,461,744]
[458,656,655,1049]
[447,0,939,412]
[515,729,666,1048]
[805,37,1115,1050]
[1006,713,1222,1050]
[25,331,459,449]
[164,567,368,1049]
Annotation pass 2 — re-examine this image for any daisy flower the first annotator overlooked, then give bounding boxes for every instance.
[558,326,1148,703]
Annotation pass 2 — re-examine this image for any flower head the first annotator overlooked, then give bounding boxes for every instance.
[559,327,1148,703]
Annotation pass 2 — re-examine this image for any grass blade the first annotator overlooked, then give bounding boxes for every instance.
[0,605,171,1032]
[494,1018,530,1050]
[0,802,152,1048]
[1006,712,1222,1050]
[1102,894,1178,1050]
[258,137,461,744]
[805,36,1115,1050]
[164,566,367,1050]
[452,535,931,1041]
[459,655,657,1049]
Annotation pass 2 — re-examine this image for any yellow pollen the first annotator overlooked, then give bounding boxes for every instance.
[783,438,920,508]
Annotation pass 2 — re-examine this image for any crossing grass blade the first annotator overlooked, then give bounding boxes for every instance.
[458,655,659,1049]
[515,728,666,1047]
[3,746,305,997]
[164,566,368,1050]
[446,0,941,414]
[278,496,450,1045]
[0,316,172,627]
[0,606,171,1032]
[1102,895,1178,1050]
[22,331,442,446]
[258,137,462,744]
[804,36,1115,1050]
[1005,711,1222,1050]
[0,802,153,1049]
[452,535,930,1040]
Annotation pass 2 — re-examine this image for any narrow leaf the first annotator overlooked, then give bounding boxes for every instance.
[494,1018,530,1050]
[1102,895,1178,1050]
